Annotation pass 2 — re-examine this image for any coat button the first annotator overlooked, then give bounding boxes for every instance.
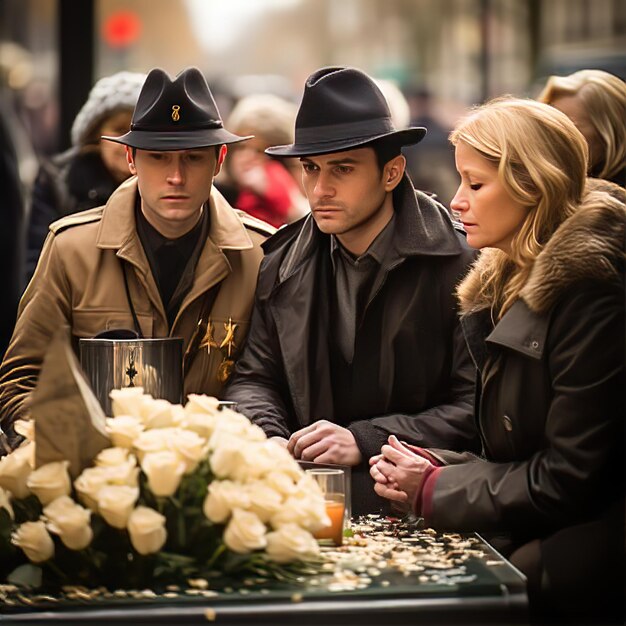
[530,340,539,350]
[503,415,513,432]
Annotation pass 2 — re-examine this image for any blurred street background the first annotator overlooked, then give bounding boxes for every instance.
[2,0,625,205]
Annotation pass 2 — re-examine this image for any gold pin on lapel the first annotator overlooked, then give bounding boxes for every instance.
[217,318,238,384]
[198,320,218,355]
[219,318,238,356]
[172,105,180,121]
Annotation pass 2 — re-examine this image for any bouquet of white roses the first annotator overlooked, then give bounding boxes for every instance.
[0,390,330,590]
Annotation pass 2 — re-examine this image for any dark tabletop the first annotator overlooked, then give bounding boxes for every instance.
[0,515,528,626]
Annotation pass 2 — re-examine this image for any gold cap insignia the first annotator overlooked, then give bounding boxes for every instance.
[171,105,180,122]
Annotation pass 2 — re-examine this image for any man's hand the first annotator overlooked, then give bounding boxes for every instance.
[288,420,362,466]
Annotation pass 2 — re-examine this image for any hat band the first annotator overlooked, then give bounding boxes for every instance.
[295,117,395,143]
[130,119,223,131]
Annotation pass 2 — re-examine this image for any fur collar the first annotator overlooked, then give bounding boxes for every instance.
[458,193,625,315]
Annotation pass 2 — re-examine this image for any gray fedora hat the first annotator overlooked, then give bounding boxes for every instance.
[102,67,250,151]
[266,67,426,157]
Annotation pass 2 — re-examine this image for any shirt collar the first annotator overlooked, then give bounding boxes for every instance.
[135,198,207,255]
[330,213,396,273]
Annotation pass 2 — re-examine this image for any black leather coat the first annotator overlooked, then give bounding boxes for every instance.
[225,177,479,511]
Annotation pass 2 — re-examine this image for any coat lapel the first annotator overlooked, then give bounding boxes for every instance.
[96,177,165,321]
[269,218,334,425]
[486,299,548,360]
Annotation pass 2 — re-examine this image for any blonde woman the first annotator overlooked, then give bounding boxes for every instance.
[370,98,625,623]
[538,69,626,186]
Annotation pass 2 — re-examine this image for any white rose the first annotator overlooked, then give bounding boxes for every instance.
[26,461,71,506]
[223,508,267,554]
[0,445,33,499]
[110,387,146,417]
[11,520,55,562]
[132,428,177,462]
[168,429,207,474]
[210,409,266,443]
[294,473,329,501]
[185,394,220,416]
[270,494,330,532]
[266,524,320,563]
[100,459,139,487]
[170,404,186,426]
[271,448,304,481]
[13,419,34,442]
[141,451,185,497]
[244,441,282,478]
[94,447,131,467]
[245,481,284,522]
[127,506,167,555]
[244,422,269,442]
[202,480,250,524]
[106,415,144,449]
[264,471,297,497]
[73,466,111,510]
[182,412,219,439]
[43,496,92,550]
[0,486,14,519]
[141,398,178,430]
[209,437,250,480]
[210,440,275,483]
[97,485,139,529]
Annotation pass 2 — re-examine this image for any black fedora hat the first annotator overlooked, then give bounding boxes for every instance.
[266,67,426,157]
[102,67,250,151]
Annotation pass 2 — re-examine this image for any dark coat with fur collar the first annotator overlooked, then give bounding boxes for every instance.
[426,193,625,546]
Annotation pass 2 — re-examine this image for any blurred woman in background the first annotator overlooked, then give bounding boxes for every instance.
[538,69,626,187]
[216,93,308,228]
[25,71,145,281]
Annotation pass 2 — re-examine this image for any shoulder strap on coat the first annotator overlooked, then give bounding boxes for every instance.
[234,210,277,238]
[49,205,104,235]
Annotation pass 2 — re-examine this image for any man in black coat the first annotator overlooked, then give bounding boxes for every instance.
[225,67,478,513]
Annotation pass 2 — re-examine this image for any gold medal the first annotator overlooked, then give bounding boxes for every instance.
[217,358,235,384]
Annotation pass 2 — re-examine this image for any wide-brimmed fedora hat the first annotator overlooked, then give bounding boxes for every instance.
[102,67,250,151]
[266,67,426,157]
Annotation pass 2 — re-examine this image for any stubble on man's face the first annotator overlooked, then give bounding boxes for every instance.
[301,148,393,254]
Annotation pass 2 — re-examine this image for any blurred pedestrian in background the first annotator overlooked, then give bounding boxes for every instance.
[370,97,625,625]
[216,93,308,227]
[402,86,459,207]
[0,111,24,362]
[24,71,146,281]
[538,69,626,187]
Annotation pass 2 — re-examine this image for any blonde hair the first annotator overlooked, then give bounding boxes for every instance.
[538,69,626,180]
[451,97,588,317]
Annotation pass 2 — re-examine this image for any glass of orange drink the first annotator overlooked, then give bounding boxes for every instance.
[305,468,346,546]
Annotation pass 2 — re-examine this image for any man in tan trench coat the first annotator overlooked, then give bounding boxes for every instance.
[0,67,274,446]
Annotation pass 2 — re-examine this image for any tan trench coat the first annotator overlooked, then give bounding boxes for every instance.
[0,176,274,427]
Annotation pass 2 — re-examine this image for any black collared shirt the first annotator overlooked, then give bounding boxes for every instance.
[330,213,396,363]
[135,202,209,328]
